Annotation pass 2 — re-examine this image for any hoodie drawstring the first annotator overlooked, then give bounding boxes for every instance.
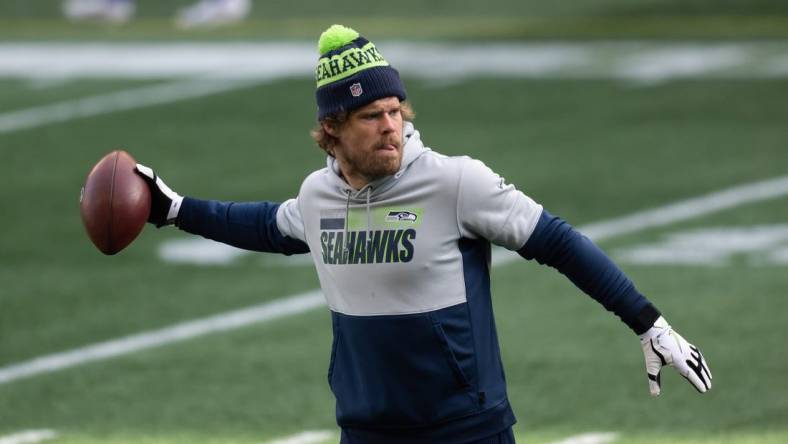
[344,187,373,258]
[343,190,351,256]
[366,187,372,242]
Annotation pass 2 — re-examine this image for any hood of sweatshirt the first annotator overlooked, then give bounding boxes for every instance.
[325,121,429,202]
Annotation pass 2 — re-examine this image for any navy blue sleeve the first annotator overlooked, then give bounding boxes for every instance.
[518,210,660,334]
[175,197,310,255]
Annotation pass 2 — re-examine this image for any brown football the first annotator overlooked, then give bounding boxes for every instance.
[80,150,151,255]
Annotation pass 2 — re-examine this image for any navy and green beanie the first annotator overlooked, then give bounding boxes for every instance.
[315,24,406,120]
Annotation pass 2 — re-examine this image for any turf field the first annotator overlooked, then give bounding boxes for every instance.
[1,3,788,443]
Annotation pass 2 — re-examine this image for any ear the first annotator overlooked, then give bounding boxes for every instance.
[322,121,339,138]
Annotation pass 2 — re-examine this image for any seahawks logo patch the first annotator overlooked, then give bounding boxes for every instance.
[386,211,417,222]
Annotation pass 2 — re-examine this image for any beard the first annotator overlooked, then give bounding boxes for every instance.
[343,140,402,182]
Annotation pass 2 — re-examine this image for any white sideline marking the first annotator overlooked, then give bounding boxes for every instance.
[263,430,334,444]
[1,42,787,135]
[159,237,250,265]
[0,291,323,385]
[2,42,787,81]
[547,432,619,444]
[0,43,314,79]
[0,78,259,134]
[0,430,57,444]
[2,174,788,385]
[158,237,313,266]
[617,46,744,84]
[768,56,788,75]
[615,224,788,266]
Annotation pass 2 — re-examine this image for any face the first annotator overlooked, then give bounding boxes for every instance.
[325,96,404,188]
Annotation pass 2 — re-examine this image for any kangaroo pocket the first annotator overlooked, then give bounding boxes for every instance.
[329,307,480,428]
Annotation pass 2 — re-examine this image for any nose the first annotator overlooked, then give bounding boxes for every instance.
[380,112,397,133]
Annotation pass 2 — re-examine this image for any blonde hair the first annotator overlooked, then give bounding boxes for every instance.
[311,101,415,156]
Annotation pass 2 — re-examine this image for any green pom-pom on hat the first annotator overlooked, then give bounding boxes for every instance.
[318,24,360,55]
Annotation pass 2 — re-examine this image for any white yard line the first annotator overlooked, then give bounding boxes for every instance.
[547,432,619,444]
[0,78,260,134]
[2,42,788,81]
[579,175,788,241]
[491,173,788,265]
[0,291,323,385]
[0,430,57,444]
[263,430,334,444]
[1,174,788,385]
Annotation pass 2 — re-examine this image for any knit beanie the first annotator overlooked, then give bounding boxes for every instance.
[315,24,407,120]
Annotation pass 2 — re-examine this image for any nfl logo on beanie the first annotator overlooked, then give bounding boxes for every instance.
[315,24,406,120]
[349,83,363,97]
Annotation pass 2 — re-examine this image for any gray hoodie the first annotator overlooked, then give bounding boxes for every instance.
[273,121,542,441]
[276,121,542,315]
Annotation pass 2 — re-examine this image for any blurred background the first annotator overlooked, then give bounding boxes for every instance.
[2,0,788,39]
[1,1,787,443]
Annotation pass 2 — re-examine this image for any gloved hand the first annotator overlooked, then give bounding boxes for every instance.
[640,316,712,396]
[134,164,183,228]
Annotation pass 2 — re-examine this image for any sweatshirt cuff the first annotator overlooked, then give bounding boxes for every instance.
[629,303,662,335]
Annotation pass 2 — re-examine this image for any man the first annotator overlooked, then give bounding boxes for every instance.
[135,25,712,444]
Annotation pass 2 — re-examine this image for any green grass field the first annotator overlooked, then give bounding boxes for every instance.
[1,2,788,442]
[1,74,786,443]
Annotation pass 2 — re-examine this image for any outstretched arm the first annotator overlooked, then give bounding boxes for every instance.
[519,210,712,395]
[518,210,658,333]
[135,164,309,255]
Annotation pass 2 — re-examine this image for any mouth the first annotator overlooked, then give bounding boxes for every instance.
[376,142,399,152]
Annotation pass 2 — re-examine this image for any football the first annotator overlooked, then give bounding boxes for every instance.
[80,150,151,255]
